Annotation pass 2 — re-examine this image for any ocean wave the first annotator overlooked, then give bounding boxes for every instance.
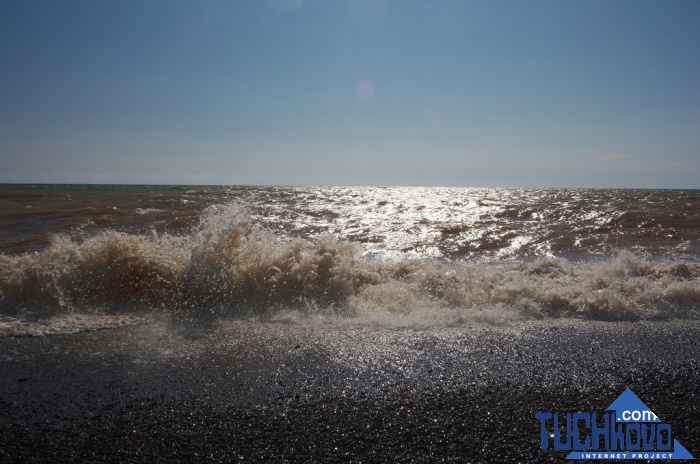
[1,201,699,333]
[0,314,143,337]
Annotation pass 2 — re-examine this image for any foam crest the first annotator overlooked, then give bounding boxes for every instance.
[182,203,376,312]
[0,230,189,309]
[1,201,699,334]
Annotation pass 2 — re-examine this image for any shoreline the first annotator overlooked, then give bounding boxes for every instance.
[1,319,699,462]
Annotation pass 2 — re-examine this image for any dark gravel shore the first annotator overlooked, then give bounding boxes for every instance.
[1,319,698,463]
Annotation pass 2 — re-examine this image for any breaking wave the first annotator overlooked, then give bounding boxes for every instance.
[1,202,699,335]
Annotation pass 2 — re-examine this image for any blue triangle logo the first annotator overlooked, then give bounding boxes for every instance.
[607,388,661,422]
[672,440,696,460]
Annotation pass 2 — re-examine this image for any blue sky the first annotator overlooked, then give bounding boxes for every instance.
[1,0,699,187]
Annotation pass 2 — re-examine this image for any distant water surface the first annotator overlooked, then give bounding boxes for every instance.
[1,185,699,335]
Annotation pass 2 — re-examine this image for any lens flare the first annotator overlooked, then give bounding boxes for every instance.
[355,79,375,101]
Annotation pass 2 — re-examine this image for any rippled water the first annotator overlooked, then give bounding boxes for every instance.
[1,185,699,335]
[3,185,699,261]
[246,186,700,262]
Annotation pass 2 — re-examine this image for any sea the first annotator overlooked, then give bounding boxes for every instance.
[1,185,699,336]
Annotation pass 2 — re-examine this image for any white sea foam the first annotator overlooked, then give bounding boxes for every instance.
[0,314,144,337]
[0,200,699,336]
[135,207,166,215]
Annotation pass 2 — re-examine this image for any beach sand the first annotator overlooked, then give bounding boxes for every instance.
[1,319,698,462]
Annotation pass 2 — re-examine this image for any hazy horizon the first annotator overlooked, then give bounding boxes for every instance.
[0,179,698,191]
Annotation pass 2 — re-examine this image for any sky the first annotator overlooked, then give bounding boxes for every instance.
[1,0,699,188]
